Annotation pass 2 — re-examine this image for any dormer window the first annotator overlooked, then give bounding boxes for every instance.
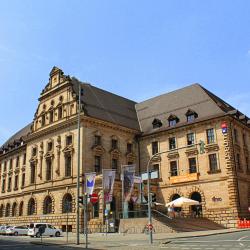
[186,109,198,123]
[152,118,162,129]
[168,114,179,127]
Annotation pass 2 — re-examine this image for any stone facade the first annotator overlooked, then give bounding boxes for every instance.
[0,67,249,231]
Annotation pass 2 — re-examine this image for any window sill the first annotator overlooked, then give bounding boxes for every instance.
[207,169,221,174]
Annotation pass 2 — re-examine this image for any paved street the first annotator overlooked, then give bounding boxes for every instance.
[1,230,250,249]
[162,230,250,250]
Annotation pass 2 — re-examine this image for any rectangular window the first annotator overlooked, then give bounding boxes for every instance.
[206,129,215,144]
[209,154,218,172]
[21,173,25,187]
[95,156,101,173]
[111,139,118,149]
[47,142,53,152]
[234,129,238,143]
[170,161,178,176]
[169,119,177,127]
[151,141,158,155]
[41,114,45,126]
[32,147,37,157]
[94,135,101,145]
[23,153,26,165]
[243,134,246,146]
[4,161,7,172]
[7,177,12,191]
[127,143,132,153]
[112,159,118,170]
[9,159,13,170]
[46,158,52,181]
[246,157,249,171]
[58,106,63,119]
[14,175,18,190]
[187,133,195,146]
[236,154,241,170]
[66,135,73,146]
[65,155,72,177]
[2,179,6,193]
[49,110,54,123]
[189,158,197,173]
[169,137,176,150]
[30,163,36,184]
[16,156,19,168]
[187,114,195,122]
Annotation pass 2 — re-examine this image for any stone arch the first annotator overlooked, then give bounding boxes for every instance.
[12,202,18,217]
[27,196,37,215]
[186,186,206,207]
[186,186,206,216]
[43,193,55,214]
[62,193,73,213]
[0,204,4,217]
[167,189,184,202]
[60,189,76,213]
[5,203,11,217]
[19,201,24,216]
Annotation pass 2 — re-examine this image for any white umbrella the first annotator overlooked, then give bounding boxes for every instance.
[165,196,200,207]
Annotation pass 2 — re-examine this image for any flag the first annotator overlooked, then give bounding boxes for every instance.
[85,172,96,195]
[123,165,136,202]
[103,169,116,203]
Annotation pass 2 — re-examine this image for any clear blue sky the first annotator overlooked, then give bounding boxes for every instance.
[0,0,250,145]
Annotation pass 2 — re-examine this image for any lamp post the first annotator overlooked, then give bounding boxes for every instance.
[76,84,82,245]
[146,141,204,244]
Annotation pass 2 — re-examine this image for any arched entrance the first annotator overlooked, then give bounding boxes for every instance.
[190,192,202,217]
[171,194,181,212]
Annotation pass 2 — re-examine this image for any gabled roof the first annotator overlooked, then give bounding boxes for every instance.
[135,83,236,134]
[71,78,140,131]
[1,123,32,149]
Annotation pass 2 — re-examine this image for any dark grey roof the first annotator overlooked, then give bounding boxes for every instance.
[1,123,32,149]
[135,83,236,134]
[71,78,140,131]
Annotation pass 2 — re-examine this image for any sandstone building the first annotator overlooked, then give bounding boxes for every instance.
[0,67,249,231]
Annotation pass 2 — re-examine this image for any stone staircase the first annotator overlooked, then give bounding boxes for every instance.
[119,214,225,234]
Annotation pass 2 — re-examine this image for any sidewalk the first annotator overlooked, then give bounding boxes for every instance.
[29,228,250,249]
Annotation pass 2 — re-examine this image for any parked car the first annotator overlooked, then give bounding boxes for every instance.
[28,223,62,238]
[0,225,12,235]
[5,226,28,236]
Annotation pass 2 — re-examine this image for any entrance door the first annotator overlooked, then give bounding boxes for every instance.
[190,192,202,217]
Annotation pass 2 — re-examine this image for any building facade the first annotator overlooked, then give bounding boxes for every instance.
[0,67,249,230]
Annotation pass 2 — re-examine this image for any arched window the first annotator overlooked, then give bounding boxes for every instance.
[44,196,53,214]
[19,201,23,216]
[28,198,35,215]
[5,203,10,217]
[0,204,4,217]
[12,202,17,217]
[62,194,72,213]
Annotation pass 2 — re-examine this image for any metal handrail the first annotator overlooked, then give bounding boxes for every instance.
[151,209,172,220]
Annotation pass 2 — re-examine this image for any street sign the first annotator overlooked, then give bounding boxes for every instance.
[221,122,228,134]
[90,193,98,204]
[147,224,153,231]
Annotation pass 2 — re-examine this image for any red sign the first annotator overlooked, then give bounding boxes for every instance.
[221,122,227,128]
[90,193,98,204]
[147,224,153,231]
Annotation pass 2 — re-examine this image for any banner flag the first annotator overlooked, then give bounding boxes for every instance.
[85,172,96,195]
[103,169,116,203]
[123,165,136,202]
